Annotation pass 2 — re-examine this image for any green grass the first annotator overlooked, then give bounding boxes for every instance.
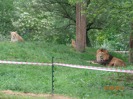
[0,41,133,99]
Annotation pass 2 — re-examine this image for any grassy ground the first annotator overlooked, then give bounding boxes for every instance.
[0,92,46,99]
[0,41,133,99]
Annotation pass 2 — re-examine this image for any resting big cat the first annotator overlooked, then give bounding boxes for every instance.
[96,48,126,66]
[10,32,24,42]
[71,39,76,48]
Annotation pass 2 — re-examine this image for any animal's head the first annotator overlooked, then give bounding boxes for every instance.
[96,49,110,63]
[10,31,17,34]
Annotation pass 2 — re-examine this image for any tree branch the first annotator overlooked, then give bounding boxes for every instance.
[55,0,76,23]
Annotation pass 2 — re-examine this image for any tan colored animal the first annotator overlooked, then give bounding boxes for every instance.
[96,48,126,66]
[10,32,24,42]
[71,39,76,48]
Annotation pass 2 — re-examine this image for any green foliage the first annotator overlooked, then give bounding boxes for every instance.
[11,0,75,43]
[86,0,133,50]
[0,0,133,50]
[68,0,82,4]
[0,0,14,35]
[91,27,129,50]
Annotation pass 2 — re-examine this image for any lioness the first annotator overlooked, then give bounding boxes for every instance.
[11,32,24,42]
[71,39,76,48]
[96,48,126,66]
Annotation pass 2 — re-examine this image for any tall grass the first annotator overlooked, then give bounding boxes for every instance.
[0,41,132,99]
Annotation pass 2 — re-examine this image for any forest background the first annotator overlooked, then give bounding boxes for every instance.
[0,0,133,51]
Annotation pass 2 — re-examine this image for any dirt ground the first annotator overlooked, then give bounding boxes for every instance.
[1,90,75,99]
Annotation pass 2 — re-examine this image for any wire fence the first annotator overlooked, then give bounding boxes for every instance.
[0,59,133,74]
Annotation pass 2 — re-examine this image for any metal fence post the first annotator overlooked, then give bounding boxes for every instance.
[51,57,54,95]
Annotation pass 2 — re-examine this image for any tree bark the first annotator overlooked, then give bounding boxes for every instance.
[129,23,133,63]
[76,2,86,52]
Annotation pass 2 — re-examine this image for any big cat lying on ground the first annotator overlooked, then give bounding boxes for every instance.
[10,32,24,42]
[96,49,126,66]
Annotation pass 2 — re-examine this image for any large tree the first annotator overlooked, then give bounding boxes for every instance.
[76,2,86,52]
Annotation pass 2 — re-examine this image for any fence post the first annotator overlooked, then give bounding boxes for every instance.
[51,57,54,95]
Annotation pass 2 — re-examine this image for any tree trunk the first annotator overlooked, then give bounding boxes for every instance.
[129,23,133,63]
[76,2,86,52]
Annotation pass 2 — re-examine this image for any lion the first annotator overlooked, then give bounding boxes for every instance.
[96,48,126,66]
[71,39,76,48]
[10,32,24,42]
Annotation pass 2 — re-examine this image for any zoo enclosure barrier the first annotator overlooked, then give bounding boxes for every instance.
[0,59,133,74]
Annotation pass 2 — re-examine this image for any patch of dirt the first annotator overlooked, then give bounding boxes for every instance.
[1,90,75,99]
